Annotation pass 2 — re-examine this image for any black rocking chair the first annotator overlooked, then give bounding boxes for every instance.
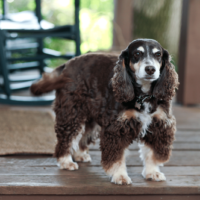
[0,0,80,105]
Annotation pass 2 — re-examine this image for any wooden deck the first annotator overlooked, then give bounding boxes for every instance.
[0,105,200,199]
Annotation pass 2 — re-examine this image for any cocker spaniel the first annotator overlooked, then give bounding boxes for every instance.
[31,39,179,185]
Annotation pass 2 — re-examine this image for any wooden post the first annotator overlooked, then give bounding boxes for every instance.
[112,0,133,51]
[177,0,200,105]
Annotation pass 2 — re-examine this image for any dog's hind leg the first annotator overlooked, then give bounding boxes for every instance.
[54,97,87,170]
[55,121,85,170]
[73,121,100,162]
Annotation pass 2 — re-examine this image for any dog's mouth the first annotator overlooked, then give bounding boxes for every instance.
[144,76,156,81]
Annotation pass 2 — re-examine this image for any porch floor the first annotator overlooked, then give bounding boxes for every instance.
[0,104,200,200]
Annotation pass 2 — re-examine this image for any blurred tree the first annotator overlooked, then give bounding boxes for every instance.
[134,0,171,49]
[133,0,179,67]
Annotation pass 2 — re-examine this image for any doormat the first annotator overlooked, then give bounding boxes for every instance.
[0,108,56,155]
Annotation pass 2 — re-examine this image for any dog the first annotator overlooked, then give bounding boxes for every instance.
[31,39,179,185]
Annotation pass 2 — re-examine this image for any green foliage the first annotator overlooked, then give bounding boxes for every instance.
[44,38,75,54]
[0,1,2,15]
[42,0,74,25]
[45,58,68,68]
[80,0,114,53]
[6,0,35,13]
[81,0,113,12]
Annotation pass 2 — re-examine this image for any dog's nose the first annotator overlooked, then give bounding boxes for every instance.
[145,66,156,75]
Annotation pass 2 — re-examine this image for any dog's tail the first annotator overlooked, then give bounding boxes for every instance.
[30,64,71,95]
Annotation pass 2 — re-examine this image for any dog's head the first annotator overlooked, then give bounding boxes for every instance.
[112,39,179,103]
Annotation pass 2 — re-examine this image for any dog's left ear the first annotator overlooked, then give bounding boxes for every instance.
[111,48,135,103]
[153,49,179,101]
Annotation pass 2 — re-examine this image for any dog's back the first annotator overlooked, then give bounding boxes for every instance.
[30,53,118,96]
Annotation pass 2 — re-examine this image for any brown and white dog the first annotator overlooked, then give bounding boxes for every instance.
[31,39,179,185]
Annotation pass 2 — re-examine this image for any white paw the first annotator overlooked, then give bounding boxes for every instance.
[111,174,132,185]
[74,153,92,162]
[58,155,79,170]
[143,170,166,181]
[59,161,79,170]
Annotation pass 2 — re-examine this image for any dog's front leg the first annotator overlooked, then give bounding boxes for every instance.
[100,129,132,185]
[103,147,131,185]
[138,142,167,181]
[139,114,176,181]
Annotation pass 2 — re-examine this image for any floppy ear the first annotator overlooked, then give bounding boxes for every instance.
[111,49,135,103]
[153,49,179,101]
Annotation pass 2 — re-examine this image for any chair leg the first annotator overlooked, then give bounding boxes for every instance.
[35,0,45,74]
[0,30,11,96]
[75,0,81,56]
[37,38,45,74]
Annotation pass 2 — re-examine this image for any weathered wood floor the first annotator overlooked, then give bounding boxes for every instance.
[0,105,200,200]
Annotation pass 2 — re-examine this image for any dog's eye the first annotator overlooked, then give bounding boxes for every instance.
[134,51,142,57]
[155,52,161,57]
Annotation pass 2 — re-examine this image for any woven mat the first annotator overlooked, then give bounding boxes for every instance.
[0,108,56,155]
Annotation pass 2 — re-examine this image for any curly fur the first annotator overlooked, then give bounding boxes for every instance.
[153,50,179,101]
[30,64,71,95]
[112,50,135,103]
[31,39,179,185]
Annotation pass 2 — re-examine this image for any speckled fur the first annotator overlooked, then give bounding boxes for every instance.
[30,39,179,185]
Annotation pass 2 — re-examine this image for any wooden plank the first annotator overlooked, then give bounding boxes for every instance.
[0,166,200,176]
[172,143,200,150]
[90,142,200,151]
[174,105,200,130]
[0,156,200,196]
[176,130,200,140]
[88,151,200,167]
[0,174,200,195]
[0,195,200,200]
[90,132,200,150]
[0,150,200,167]
[0,157,55,167]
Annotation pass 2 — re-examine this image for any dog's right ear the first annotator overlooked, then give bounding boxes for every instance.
[111,49,134,103]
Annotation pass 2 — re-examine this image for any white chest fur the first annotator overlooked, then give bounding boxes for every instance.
[121,102,155,137]
[136,102,152,137]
